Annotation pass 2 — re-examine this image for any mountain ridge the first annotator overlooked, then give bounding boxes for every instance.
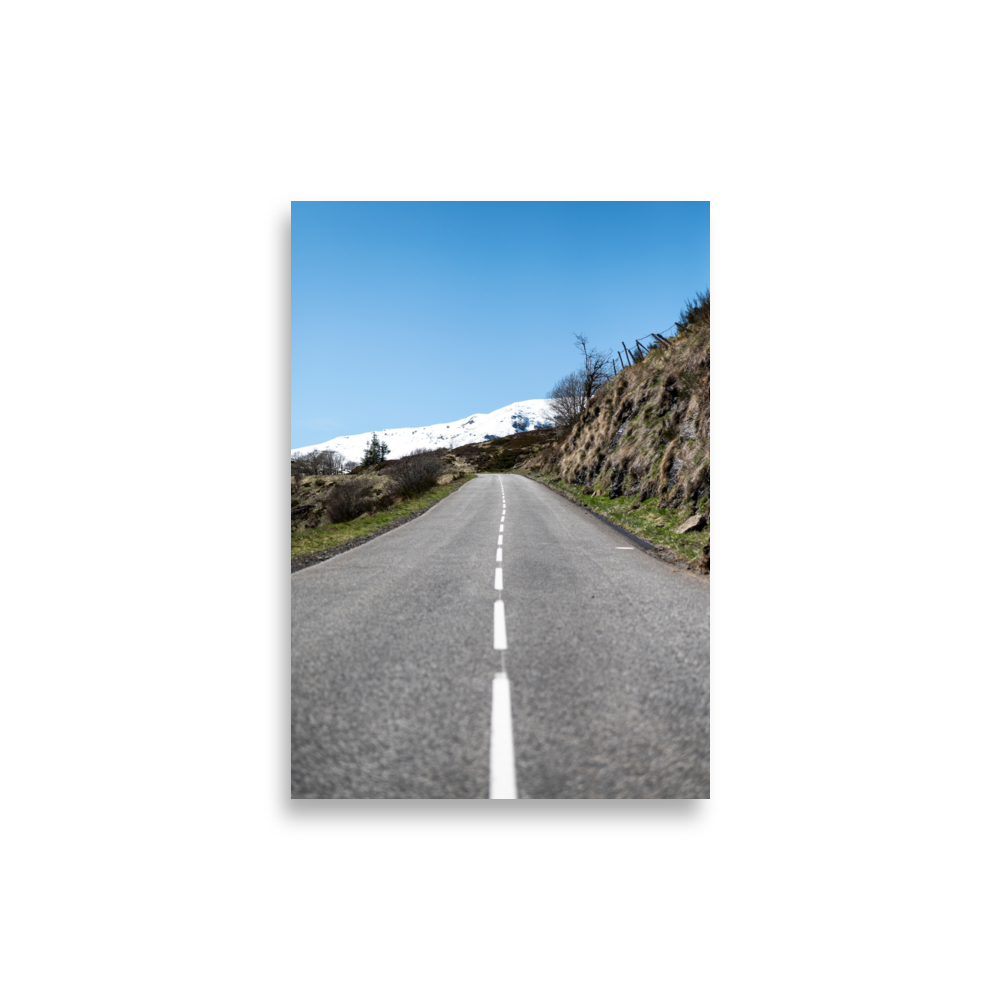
[291,399,555,464]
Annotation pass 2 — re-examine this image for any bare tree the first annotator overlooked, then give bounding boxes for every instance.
[328,450,347,473]
[291,448,346,476]
[292,452,307,475]
[574,333,614,399]
[548,370,587,427]
[548,334,614,428]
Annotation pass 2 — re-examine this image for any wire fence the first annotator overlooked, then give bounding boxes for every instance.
[612,323,680,374]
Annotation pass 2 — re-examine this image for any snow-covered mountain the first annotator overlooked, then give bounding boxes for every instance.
[292,399,555,465]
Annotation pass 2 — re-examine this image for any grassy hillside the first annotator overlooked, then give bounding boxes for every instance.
[291,446,471,555]
[291,476,474,568]
[518,293,710,571]
[446,426,561,472]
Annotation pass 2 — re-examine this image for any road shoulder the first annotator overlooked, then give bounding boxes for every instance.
[511,472,709,578]
[291,478,473,573]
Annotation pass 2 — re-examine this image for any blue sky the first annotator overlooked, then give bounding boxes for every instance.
[291,201,709,449]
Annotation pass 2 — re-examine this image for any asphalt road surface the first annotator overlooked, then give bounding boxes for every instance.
[291,473,709,798]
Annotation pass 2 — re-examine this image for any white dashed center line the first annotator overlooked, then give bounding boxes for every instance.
[488,477,517,799]
[489,673,517,799]
[493,599,507,649]
[616,546,634,549]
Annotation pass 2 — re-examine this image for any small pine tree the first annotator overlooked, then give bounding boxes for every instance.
[361,433,390,467]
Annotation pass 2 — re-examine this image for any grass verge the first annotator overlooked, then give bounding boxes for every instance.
[291,475,473,569]
[515,471,709,570]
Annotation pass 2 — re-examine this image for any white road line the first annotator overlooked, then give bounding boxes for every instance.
[497,535,503,546]
[493,600,507,650]
[496,548,502,562]
[489,673,517,799]
[616,546,634,549]
[500,515,505,522]
[499,524,504,533]
[494,567,503,590]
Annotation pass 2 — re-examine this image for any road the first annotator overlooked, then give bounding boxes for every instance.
[291,473,709,798]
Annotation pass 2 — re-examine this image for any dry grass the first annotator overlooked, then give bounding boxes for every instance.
[520,471,709,569]
[291,458,473,535]
[523,303,709,518]
[447,426,561,472]
[291,476,474,561]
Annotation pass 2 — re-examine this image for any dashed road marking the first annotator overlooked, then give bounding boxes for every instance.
[489,672,517,799]
[616,546,634,549]
[493,599,507,650]
[491,477,516,799]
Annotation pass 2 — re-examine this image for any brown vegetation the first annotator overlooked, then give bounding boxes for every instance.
[292,447,471,533]
[525,292,710,517]
[386,450,447,498]
[448,426,561,472]
[323,477,376,523]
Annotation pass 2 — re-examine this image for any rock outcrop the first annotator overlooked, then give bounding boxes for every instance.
[527,294,710,520]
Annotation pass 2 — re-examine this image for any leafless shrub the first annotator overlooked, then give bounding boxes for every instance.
[388,450,446,498]
[323,478,374,523]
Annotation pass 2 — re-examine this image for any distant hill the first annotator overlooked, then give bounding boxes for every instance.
[292,399,554,464]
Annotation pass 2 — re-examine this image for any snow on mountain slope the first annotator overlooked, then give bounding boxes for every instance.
[292,399,555,465]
